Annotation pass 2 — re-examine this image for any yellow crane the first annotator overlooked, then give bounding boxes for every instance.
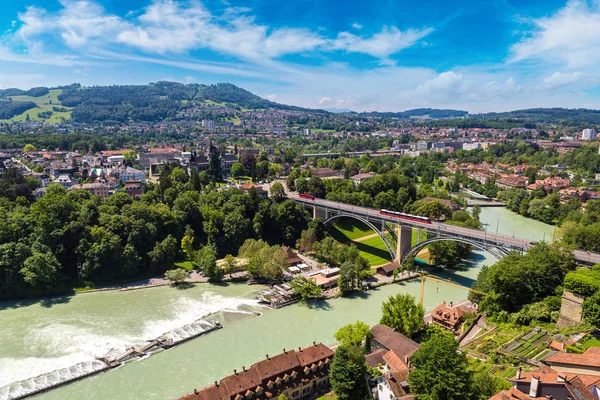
[419,272,487,307]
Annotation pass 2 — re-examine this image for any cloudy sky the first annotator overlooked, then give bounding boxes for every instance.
[1,0,600,112]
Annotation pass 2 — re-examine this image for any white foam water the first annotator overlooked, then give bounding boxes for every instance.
[0,290,264,400]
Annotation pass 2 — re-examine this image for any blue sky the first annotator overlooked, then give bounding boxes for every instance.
[1,0,600,112]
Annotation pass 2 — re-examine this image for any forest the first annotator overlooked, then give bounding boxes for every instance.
[0,165,310,299]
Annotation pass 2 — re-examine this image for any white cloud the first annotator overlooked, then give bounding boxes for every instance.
[541,71,583,90]
[10,0,431,63]
[265,94,278,101]
[331,26,433,59]
[318,96,333,105]
[510,0,600,67]
[352,22,362,30]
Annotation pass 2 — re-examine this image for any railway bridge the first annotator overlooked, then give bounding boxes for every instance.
[290,194,600,265]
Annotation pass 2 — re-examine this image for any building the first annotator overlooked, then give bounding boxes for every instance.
[463,142,482,151]
[239,183,268,198]
[368,325,421,400]
[490,367,600,400]
[582,128,596,141]
[416,141,429,151]
[69,183,110,198]
[430,301,475,331]
[351,172,376,184]
[304,128,312,136]
[179,343,335,400]
[53,174,79,188]
[221,154,238,176]
[545,347,600,376]
[496,176,528,189]
[310,168,339,179]
[202,120,215,130]
[117,167,146,182]
[124,179,144,198]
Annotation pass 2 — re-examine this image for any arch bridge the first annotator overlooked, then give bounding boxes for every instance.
[298,196,530,264]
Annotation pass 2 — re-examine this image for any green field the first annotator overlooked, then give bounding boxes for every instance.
[329,218,393,266]
[330,218,373,240]
[1,89,72,123]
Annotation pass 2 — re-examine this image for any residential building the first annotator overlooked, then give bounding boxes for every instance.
[490,367,600,400]
[582,128,596,141]
[53,175,79,188]
[545,347,600,376]
[117,167,146,182]
[27,172,51,187]
[351,172,376,184]
[416,141,429,151]
[201,119,215,130]
[462,142,482,151]
[310,168,339,178]
[124,179,144,198]
[68,183,110,198]
[304,128,312,136]
[496,176,528,189]
[178,343,335,400]
[430,301,476,331]
[367,324,420,400]
[239,183,268,198]
[221,154,238,176]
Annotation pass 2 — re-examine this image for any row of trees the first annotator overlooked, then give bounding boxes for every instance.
[0,164,310,299]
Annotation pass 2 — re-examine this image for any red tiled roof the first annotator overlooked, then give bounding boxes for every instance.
[370,324,420,361]
[546,346,600,368]
[383,350,409,374]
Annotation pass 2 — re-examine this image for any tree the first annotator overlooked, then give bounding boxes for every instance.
[231,162,245,178]
[334,321,372,350]
[338,261,358,295]
[471,370,512,400]
[408,332,473,400]
[329,345,369,400]
[165,268,189,285]
[20,251,61,288]
[307,176,326,198]
[207,144,222,182]
[583,291,600,327]
[123,150,137,165]
[289,276,322,302]
[380,293,424,337]
[148,235,179,272]
[223,254,236,277]
[196,245,222,281]
[23,144,36,153]
[181,231,195,261]
[270,181,285,199]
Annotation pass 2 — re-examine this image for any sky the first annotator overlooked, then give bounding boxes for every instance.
[1,0,600,112]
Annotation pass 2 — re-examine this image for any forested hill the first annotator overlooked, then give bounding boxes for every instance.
[0,82,325,123]
[472,108,600,124]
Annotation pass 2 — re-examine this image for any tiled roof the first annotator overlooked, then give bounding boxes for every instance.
[546,346,600,368]
[370,324,420,360]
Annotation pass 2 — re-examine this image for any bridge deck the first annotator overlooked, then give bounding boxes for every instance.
[290,194,600,265]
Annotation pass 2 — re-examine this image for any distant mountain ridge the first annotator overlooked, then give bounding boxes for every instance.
[0,81,327,123]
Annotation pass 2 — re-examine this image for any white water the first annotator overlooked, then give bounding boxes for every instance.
[0,287,263,400]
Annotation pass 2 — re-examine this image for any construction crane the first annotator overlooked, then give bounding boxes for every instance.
[419,272,487,307]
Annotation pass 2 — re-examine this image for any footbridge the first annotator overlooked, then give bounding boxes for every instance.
[291,194,600,265]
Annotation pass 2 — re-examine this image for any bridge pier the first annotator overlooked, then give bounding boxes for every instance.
[313,206,328,220]
[395,225,413,263]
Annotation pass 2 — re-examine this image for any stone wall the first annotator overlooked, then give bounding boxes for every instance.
[556,290,585,329]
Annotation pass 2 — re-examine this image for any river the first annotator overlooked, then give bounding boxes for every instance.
[0,207,554,400]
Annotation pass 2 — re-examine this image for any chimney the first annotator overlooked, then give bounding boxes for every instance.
[313,341,316,346]
[557,374,566,383]
[298,347,302,351]
[194,389,198,394]
[516,367,521,380]
[450,301,453,308]
[266,354,269,360]
[242,366,246,372]
[215,381,219,387]
[283,348,286,354]
[234,369,237,375]
[529,375,539,398]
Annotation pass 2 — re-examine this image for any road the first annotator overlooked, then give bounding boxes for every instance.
[287,192,600,265]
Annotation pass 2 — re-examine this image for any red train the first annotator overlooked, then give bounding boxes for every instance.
[379,209,432,224]
[299,193,316,200]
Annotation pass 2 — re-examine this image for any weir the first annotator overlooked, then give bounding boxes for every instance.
[0,320,223,400]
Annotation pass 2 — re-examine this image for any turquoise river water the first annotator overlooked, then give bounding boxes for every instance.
[0,207,555,400]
